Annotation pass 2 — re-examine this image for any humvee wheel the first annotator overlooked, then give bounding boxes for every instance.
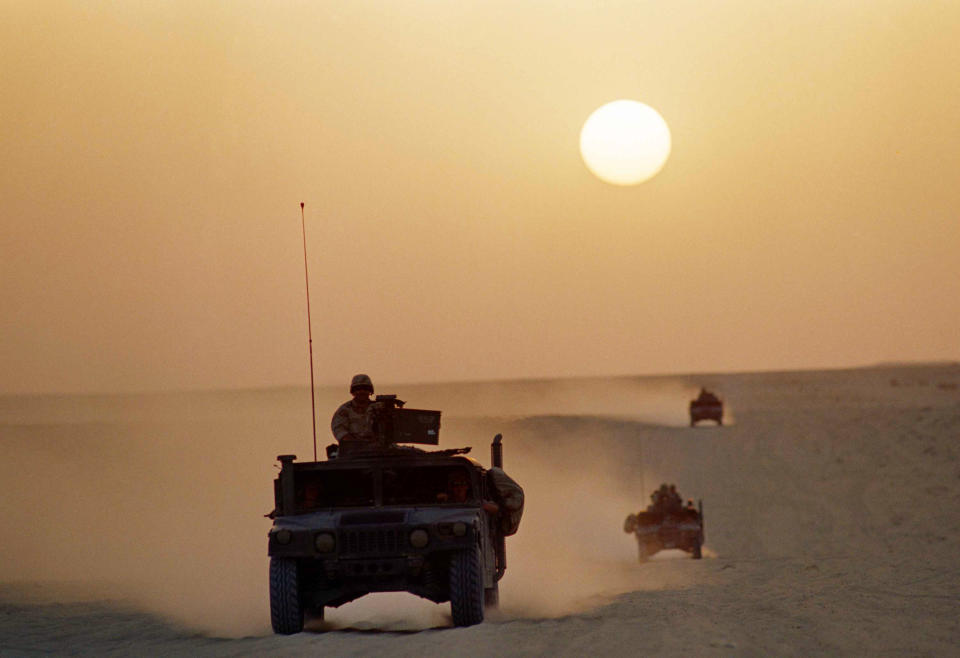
[450,546,484,626]
[270,557,304,634]
[692,540,702,559]
[484,582,499,609]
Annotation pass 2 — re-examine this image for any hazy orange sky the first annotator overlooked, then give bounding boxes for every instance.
[2,2,958,394]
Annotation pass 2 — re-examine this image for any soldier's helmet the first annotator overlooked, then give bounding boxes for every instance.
[350,373,374,394]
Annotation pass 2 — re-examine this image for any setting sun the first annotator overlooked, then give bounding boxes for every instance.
[580,100,672,185]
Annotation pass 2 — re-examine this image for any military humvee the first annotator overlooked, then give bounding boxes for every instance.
[267,398,523,634]
[623,495,704,561]
[689,388,723,426]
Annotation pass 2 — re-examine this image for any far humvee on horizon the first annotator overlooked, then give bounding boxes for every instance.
[689,388,723,426]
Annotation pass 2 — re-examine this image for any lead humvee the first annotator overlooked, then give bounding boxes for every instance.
[267,398,523,634]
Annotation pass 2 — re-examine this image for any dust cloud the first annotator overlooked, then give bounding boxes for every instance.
[0,378,708,636]
[402,376,707,426]
[459,413,696,619]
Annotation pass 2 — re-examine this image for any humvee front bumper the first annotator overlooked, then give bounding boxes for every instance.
[268,514,479,559]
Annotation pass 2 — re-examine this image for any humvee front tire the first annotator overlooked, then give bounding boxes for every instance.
[692,539,703,559]
[450,546,484,626]
[270,557,304,634]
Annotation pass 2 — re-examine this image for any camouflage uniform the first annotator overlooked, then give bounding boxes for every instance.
[330,399,379,443]
[331,374,380,456]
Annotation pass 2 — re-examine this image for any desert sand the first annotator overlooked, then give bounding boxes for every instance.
[1,363,958,656]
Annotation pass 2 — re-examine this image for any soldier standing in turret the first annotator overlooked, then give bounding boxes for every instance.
[331,374,380,456]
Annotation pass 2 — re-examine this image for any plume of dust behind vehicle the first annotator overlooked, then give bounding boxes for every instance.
[439,386,707,617]
[400,376,708,426]
[0,377,703,635]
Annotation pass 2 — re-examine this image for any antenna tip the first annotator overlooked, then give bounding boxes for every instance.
[300,202,305,208]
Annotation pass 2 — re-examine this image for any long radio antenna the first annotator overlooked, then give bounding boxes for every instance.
[300,201,318,461]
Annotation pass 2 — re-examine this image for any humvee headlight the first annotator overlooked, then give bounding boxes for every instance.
[452,522,467,537]
[275,529,292,545]
[314,532,335,553]
[409,529,429,548]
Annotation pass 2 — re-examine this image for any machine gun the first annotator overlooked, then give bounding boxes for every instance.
[373,394,441,447]
[325,395,443,460]
[374,394,405,409]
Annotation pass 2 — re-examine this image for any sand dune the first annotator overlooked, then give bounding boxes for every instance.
[1,364,958,655]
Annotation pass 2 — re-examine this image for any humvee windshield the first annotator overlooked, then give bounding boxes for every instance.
[295,469,375,512]
[382,465,474,506]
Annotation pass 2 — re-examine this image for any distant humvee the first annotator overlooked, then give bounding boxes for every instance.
[624,485,704,561]
[689,388,723,426]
